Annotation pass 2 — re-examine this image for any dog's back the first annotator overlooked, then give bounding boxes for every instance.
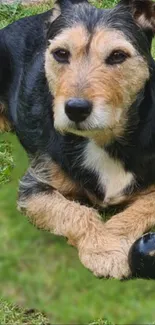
[0,10,51,131]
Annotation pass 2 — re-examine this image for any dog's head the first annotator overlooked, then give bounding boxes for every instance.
[45,0,155,143]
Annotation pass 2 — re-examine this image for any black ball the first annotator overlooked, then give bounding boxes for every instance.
[129,232,155,279]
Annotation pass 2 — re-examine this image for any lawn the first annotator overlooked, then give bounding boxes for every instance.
[1,1,155,324]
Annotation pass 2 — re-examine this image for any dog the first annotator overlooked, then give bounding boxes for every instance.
[1,0,155,279]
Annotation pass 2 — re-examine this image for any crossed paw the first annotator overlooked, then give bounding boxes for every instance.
[78,225,133,279]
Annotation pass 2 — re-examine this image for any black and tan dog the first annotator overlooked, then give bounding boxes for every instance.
[1,0,155,279]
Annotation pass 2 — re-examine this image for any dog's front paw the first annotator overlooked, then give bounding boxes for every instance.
[78,231,132,279]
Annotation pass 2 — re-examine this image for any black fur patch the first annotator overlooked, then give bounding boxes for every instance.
[19,170,53,201]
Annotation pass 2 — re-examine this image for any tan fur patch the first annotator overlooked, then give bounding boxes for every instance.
[50,162,83,199]
[106,189,155,238]
[45,26,149,145]
[0,102,11,132]
[23,190,101,242]
[48,5,61,24]
[131,0,155,32]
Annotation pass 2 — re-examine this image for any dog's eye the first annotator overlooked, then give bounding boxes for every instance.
[106,50,129,65]
[52,49,70,63]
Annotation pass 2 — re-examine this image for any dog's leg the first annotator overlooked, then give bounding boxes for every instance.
[18,168,103,247]
[79,190,155,279]
[18,168,155,279]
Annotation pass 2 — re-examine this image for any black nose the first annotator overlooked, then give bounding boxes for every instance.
[65,98,92,123]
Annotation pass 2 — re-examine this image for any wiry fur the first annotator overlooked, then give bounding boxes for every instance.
[1,0,155,278]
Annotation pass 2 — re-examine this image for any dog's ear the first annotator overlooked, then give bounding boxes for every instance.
[56,0,88,7]
[49,0,88,24]
[119,0,155,32]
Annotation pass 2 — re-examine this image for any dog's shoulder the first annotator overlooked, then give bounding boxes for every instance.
[0,11,53,149]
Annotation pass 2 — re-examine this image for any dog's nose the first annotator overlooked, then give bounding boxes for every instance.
[65,98,92,123]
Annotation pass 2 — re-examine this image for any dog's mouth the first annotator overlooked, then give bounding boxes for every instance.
[55,122,119,146]
[55,121,105,135]
[68,125,114,138]
[67,127,103,137]
[72,123,107,134]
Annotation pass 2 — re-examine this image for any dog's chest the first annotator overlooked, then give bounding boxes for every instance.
[82,141,134,206]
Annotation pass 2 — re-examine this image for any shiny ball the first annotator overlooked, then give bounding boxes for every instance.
[129,232,155,279]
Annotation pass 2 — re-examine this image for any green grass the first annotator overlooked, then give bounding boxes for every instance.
[0,141,13,185]
[1,1,155,324]
[0,1,54,28]
[0,300,51,325]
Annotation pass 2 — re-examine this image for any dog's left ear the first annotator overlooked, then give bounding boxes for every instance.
[49,0,88,24]
[56,0,88,7]
[120,0,155,32]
